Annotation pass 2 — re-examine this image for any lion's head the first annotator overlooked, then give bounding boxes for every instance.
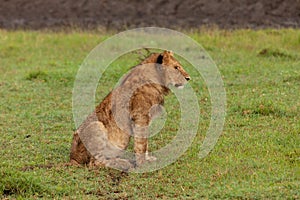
[142,51,191,89]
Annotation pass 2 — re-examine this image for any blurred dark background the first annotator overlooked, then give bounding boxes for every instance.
[0,0,299,30]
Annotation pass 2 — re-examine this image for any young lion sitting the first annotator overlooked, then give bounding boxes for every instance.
[70,51,190,170]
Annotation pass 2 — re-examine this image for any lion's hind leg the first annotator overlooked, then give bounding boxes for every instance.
[80,121,134,171]
[70,131,91,165]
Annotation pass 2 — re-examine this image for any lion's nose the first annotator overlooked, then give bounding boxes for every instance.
[185,77,191,81]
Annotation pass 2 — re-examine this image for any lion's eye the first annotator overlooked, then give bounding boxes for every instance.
[175,66,179,70]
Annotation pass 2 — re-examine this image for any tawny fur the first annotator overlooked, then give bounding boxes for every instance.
[70,51,190,170]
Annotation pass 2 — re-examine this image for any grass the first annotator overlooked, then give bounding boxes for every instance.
[0,28,299,199]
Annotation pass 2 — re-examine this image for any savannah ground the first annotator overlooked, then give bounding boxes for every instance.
[0,29,299,199]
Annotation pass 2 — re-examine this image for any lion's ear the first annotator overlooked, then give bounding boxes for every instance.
[167,50,174,56]
[157,54,163,64]
[163,50,173,56]
[162,51,171,64]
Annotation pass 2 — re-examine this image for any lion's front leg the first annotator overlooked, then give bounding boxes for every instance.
[134,136,148,166]
[145,143,157,162]
[133,124,156,166]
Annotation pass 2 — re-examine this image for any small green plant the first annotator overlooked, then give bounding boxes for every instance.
[26,70,48,82]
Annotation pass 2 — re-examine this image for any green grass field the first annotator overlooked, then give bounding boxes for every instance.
[0,29,299,199]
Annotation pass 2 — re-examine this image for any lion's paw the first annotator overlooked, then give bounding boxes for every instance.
[146,155,157,162]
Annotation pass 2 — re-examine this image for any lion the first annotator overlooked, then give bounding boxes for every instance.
[70,50,190,171]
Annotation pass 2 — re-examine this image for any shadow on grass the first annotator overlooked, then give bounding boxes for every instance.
[258,48,299,60]
[0,168,48,197]
[0,164,130,198]
[25,70,74,86]
[231,101,295,118]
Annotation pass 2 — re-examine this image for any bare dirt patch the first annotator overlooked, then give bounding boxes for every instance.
[0,0,299,30]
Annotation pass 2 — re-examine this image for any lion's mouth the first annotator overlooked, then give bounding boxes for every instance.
[174,83,184,89]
